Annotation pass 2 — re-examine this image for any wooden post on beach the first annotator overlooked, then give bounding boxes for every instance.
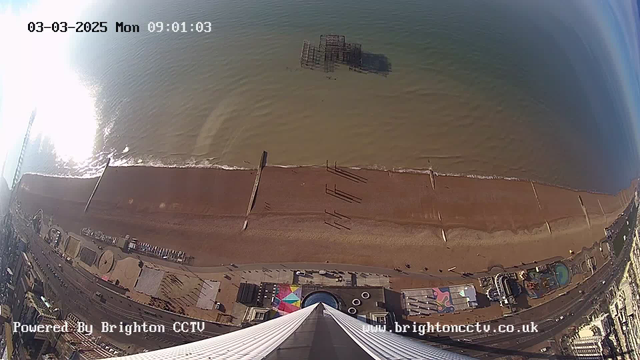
[84,157,110,213]
[243,151,268,230]
[429,168,436,190]
[578,195,591,229]
[438,211,446,242]
[598,199,606,223]
[531,182,542,210]
[533,181,551,234]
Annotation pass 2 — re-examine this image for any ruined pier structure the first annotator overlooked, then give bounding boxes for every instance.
[300,34,363,72]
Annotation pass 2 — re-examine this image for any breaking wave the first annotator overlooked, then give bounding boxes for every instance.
[21,155,614,195]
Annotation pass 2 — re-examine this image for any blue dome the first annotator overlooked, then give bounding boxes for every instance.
[302,291,339,309]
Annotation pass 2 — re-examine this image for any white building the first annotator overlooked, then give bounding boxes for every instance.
[570,336,605,359]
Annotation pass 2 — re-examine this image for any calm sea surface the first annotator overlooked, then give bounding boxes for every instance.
[16,0,640,193]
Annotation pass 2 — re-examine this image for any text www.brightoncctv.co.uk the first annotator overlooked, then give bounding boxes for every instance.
[363,322,539,336]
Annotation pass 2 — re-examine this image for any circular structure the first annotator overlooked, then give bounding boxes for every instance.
[97,250,115,274]
[361,291,370,299]
[302,291,339,309]
[554,262,571,286]
[352,298,361,306]
[579,261,588,272]
[347,307,357,315]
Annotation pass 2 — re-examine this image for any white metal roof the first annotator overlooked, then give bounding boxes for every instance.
[110,304,318,360]
[323,305,474,360]
[109,303,474,360]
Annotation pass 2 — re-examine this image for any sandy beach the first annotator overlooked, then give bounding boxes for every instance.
[15,165,636,273]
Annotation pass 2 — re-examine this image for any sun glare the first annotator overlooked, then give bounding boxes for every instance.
[0,0,98,164]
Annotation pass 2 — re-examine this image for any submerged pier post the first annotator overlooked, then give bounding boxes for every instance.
[84,157,110,213]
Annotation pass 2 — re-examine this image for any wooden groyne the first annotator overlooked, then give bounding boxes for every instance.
[244,151,268,229]
[578,195,591,229]
[84,158,110,213]
[531,182,542,210]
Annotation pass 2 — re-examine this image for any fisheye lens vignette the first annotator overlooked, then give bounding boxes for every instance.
[1,0,640,359]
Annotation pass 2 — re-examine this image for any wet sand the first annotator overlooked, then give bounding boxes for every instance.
[15,166,636,273]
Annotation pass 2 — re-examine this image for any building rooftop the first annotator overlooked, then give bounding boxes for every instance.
[302,286,386,318]
[259,283,386,320]
[25,291,55,318]
[0,304,11,320]
[402,284,478,316]
[56,329,115,359]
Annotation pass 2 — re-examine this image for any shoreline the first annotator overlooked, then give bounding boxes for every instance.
[23,161,635,196]
[15,165,637,272]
